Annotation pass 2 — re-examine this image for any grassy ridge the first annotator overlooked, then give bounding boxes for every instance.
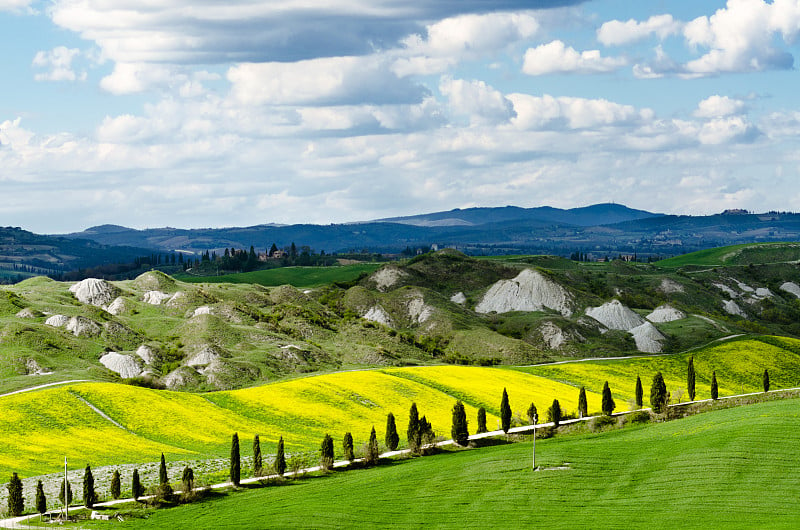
[656,241,800,268]
[175,263,381,288]
[1,336,798,478]
[106,397,800,529]
[515,336,800,405]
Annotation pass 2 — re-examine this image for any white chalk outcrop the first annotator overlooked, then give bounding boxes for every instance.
[193,306,212,317]
[106,297,128,316]
[363,306,393,326]
[780,282,800,298]
[66,316,102,337]
[185,345,222,368]
[734,280,755,293]
[723,300,746,317]
[371,267,407,292]
[713,283,738,298]
[754,288,773,299]
[15,308,40,319]
[143,291,171,305]
[476,269,572,317]
[165,292,188,307]
[585,300,644,331]
[407,296,434,324]
[99,352,142,379]
[450,292,466,304]
[539,321,568,349]
[70,278,117,308]
[135,345,155,365]
[45,315,69,328]
[630,322,666,353]
[646,305,686,323]
[658,278,685,294]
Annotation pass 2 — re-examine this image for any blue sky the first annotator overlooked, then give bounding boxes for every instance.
[2,0,800,233]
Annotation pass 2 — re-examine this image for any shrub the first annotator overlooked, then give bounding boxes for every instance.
[578,387,587,418]
[476,407,487,433]
[83,464,97,508]
[110,470,121,500]
[711,371,718,400]
[59,479,73,506]
[253,435,263,477]
[650,372,669,413]
[320,434,334,471]
[343,432,355,462]
[451,400,469,446]
[687,356,696,401]
[365,427,380,466]
[7,473,23,516]
[230,433,241,486]
[635,375,643,408]
[547,399,562,427]
[35,480,46,515]
[589,415,616,432]
[527,402,538,424]
[407,403,421,454]
[763,369,770,393]
[628,410,651,424]
[602,381,615,416]
[275,436,287,476]
[131,469,144,501]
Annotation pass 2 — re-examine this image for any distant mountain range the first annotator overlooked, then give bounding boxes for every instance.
[57,203,800,259]
[2,204,799,279]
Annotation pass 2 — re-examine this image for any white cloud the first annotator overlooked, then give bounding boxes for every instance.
[522,40,626,75]
[32,46,86,82]
[0,0,32,12]
[694,95,746,118]
[698,116,759,145]
[227,56,427,106]
[439,77,515,125]
[597,14,682,46]
[393,12,539,77]
[508,94,647,130]
[100,63,189,94]
[683,0,800,75]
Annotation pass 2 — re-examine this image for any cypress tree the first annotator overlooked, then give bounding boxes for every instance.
[275,436,286,476]
[385,412,399,451]
[687,356,696,401]
[365,426,380,466]
[159,453,168,486]
[711,371,718,400]
[182,466,194,494]
[253,435,263,477]
[601,381,615,416]
[500,388,512,433]
[320,434,334,471]
[763,369,770,393]
[527,402,538,424]
[635,375,643,408]
[131,469,143,501]
[451,400,469,446]
[35,479,46,515]
[547,399,562,427]
[476,407,487,434]
[650,372,668,413]
[83,464,96,509]
[578,387,587,418]
[110,470,121,500]
[59,479,73,506]
[7,473,23,516]
[407,402,421,454]
[343,432,355,462]
[230,433,241,486]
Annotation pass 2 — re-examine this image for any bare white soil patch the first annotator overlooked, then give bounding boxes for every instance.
[407,296,434,324]
[99,352,142,378]
[69,278,117,307]
[658,278,684,294]
[585,300,644,331]
[193,305,212,317]
[135,344,155,365]
[66,316,102,337]
[106,297,128,315]
[780,281,800,298]
[646,304,686,323]
[539,321,570,349]
[723,300,746,317]
[630,322,665,353]
[44,314,69,328]
[14,308,39,319]
[713,283,738,298]
[476,269,572,316]
[450,292,466,304]
[363,306,393,326]
[143,290,171,305]
[370,266,407,292]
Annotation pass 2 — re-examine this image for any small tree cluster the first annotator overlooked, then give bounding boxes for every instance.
[547,399,562,427]
[527,402,538,425]
[59,479,73,506]
[451,400,469,446]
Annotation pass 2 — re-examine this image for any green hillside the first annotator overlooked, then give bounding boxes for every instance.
[102,397,800,529]
[656,241,800,268]
[175,263,381,288]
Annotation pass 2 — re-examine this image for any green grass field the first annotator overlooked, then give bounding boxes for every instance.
[175,263,381,288]
[656,242,800,268]
[84,397,800,529]
[1,336,798,479]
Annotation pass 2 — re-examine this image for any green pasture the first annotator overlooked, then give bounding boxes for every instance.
[656,242,800,268]
[85,397,800,529]
[174,263,381,288]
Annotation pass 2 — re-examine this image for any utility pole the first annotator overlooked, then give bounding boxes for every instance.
[532,414,538,471]
[64,457,68,520]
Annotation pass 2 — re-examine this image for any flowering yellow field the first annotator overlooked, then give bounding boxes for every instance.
[2,338,798,479]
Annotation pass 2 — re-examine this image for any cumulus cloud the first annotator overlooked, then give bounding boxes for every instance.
[522,40,626,75]
[0,0,32,12]
[439,77,515,125]
[508,93,648,130]
[393,12,539,77]
[683,0,800,75]
[32,47,86,82]
[698,116,759,145]
[694,95,746,118]
[597,14,682,46]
